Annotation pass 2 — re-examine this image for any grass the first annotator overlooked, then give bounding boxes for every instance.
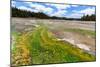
[11,25,95,66]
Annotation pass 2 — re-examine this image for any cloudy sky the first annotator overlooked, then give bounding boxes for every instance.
[12,1,95,18]
[12,0,96,5]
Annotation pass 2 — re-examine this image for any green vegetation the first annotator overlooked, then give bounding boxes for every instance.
[81,14,96,21]
[11,26,95,66]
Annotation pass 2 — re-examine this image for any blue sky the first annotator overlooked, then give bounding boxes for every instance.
[12,1,95,18]
[12,0,96,5]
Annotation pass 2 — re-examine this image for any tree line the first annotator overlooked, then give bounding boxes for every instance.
[81,14,96,21]
[12,7,96,21]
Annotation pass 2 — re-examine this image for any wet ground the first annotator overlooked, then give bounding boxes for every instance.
[11,18,96,55]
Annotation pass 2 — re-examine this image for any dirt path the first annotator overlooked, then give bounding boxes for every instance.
[11,18,95,32]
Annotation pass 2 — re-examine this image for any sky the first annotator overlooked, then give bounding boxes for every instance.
[12,1,95,18]
[12,0,96,5]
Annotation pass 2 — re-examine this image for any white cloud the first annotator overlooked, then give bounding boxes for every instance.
[18,6,32,11]
[43,7,54,14]
[71,5,78,7]
[73,7,95,15]
[20,0,96,5]
[52,4,70,9]
[24,2,45,11]
[17,6,39,13]
[66,13,83,18]
[30,4,45,11]
[17,2,54,15]
[12,1,16,7]
[24,2,54,14]
[80,7,95,15]
[50,10,68,17]
[46,3,71,10]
